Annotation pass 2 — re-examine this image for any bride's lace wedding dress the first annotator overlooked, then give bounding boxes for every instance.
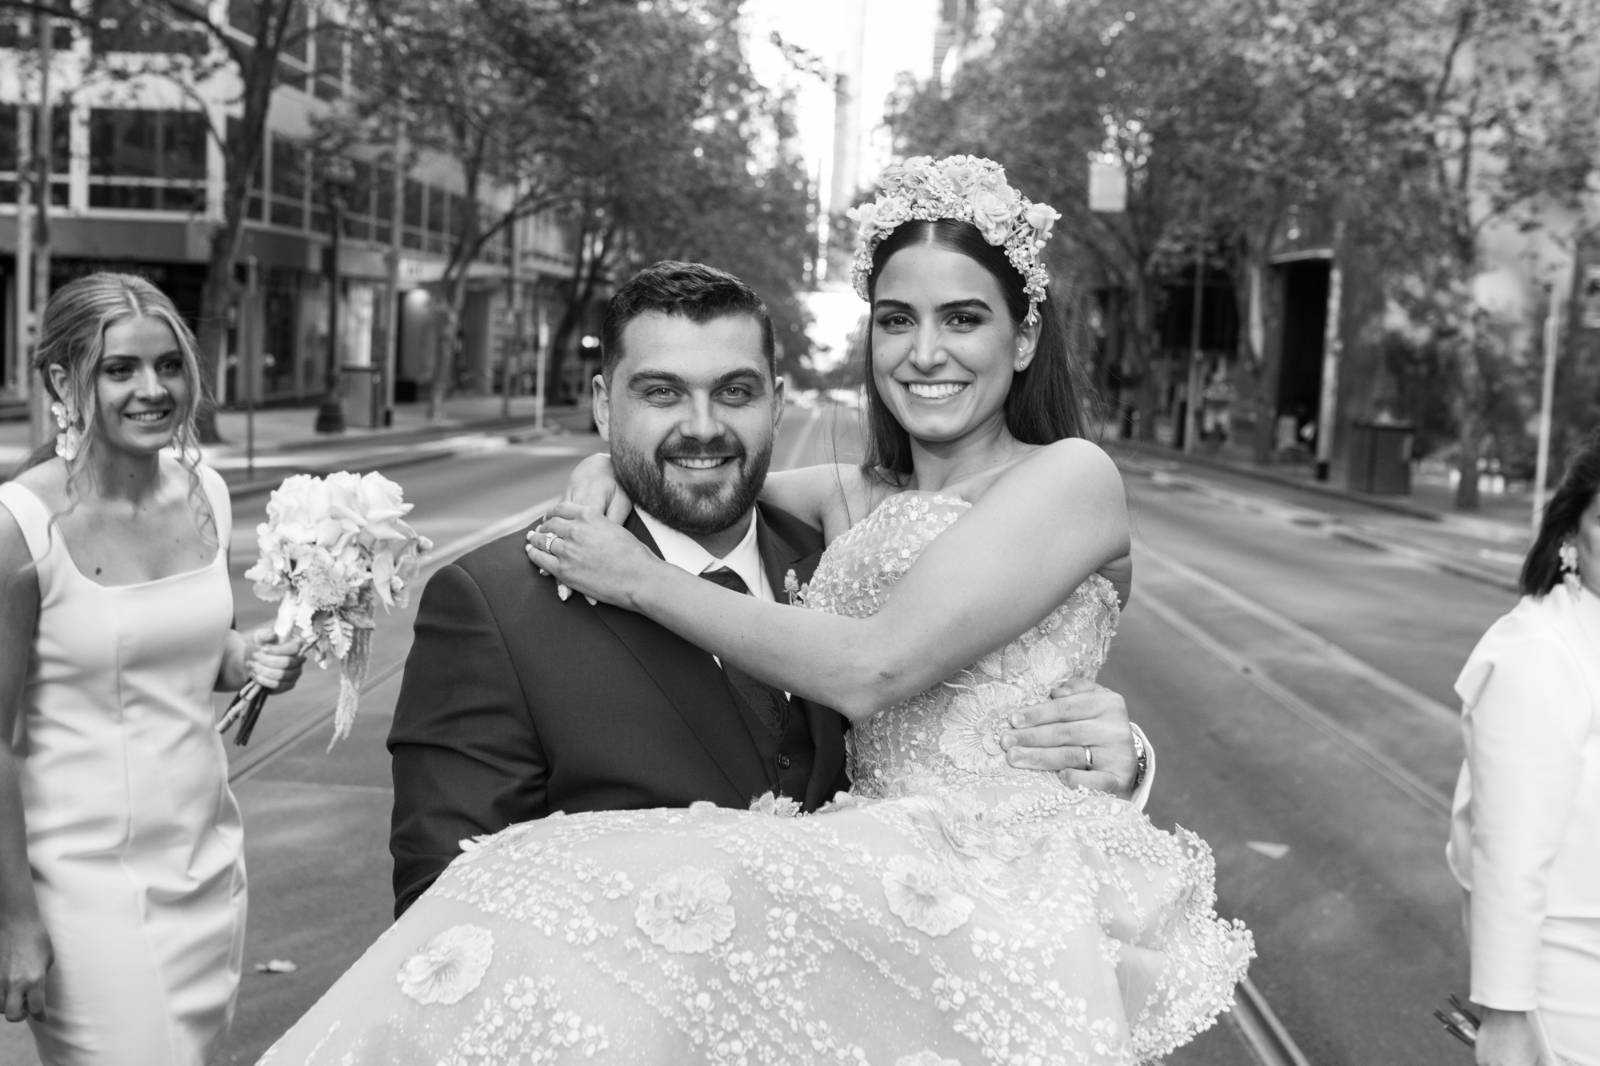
[261,492,1252,1065]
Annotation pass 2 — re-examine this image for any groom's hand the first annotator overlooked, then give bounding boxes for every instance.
[1001,680,1140,799]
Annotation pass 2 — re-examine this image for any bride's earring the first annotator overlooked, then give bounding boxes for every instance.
[50,400,82,462]
[1559,540,1581,595]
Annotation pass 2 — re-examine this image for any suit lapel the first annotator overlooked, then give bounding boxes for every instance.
[587,515,772,803]
[754,505,846,805]
[755,505,824,601]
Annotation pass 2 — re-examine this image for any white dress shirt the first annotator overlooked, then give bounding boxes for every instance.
[1447,586,1600,1009]
[637,509,773,601]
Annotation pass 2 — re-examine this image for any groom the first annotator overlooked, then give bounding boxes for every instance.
[388,260,1150,916]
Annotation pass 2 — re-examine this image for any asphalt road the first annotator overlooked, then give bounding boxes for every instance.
[1103,469,1506,1064]
[1,405,1494,1064]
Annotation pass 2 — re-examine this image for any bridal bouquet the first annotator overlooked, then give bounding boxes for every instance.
[219,471,432,748]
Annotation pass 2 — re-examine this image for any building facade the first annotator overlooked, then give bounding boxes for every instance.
[1,3,578,419]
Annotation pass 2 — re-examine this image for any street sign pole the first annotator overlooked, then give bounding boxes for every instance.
[1313,219,1346,481]
[1531,283,1563,535]
[1183,197,1207,455]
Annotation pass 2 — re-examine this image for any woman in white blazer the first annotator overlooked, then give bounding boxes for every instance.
[1449,430,1600,1066]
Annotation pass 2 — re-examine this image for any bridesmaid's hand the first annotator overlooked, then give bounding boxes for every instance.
[0,910,51,1022]
[526,502,663,609]
[247,628,308,694]
[1475,1008,1548,1066]
[565,453,633,525]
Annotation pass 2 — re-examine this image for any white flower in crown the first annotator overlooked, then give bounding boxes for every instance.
[850,154,1059,325]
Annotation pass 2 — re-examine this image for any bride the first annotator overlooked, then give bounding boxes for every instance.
[260,155,1251,1065]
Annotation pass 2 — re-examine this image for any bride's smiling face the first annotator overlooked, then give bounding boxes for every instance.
[869,243,1037,448]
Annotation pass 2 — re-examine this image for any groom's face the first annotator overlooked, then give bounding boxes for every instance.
[594,310,781,540]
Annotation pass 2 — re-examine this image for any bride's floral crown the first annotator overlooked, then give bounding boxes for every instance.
[848,155,1060,325]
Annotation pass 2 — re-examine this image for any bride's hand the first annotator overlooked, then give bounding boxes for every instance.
[565,453,633,525]
[526,502,661,609]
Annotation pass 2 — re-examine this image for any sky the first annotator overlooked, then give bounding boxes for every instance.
[744,0,941,361]
[744,0,939,225]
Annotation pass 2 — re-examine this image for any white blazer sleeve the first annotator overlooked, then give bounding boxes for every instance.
[1463,631,1593,1009]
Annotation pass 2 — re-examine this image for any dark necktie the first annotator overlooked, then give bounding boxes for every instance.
[699,566,789,737]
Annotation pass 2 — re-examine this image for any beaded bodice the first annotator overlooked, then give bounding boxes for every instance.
[802,491,1120,799]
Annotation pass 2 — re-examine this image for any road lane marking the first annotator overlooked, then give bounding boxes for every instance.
[1133,580,1452,815]
[1138,542,1458,727]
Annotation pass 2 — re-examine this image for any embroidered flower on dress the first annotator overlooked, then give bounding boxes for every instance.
[881,855,973,936]
[937,682,1015,772]
[635,867,737,953]
[396,924,494,1005]
[749,792,803,817]
[895,1053,962,1066]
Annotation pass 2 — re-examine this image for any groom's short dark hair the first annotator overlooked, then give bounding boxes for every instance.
[600,260,776,380]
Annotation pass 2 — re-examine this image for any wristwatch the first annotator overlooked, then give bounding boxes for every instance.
[1129,723,1149,787]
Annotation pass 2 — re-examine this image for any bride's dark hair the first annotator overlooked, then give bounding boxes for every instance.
[859,219,1091,482]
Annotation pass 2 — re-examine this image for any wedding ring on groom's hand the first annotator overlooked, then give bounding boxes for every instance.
[1082,745,1094,771]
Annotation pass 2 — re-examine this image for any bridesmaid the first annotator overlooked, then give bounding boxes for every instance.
[0,273,305,1065]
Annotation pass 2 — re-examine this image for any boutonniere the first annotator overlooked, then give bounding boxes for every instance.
[784,568,809,607]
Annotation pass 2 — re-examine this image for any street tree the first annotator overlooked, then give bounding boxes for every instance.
[341,0,813,412]
[890,0,1250,440]
[1381,0,1600,508]
[502,0,815,395]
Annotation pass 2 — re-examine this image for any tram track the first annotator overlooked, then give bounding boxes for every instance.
[1132,538,1472,1065]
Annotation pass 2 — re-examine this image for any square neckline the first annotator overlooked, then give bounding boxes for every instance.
[0,478,226,591]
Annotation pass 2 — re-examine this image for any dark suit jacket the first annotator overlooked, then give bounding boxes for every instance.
[389,503,847,916]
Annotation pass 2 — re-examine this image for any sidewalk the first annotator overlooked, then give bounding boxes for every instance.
[0,394,594,494]
[1107,434,1534,593]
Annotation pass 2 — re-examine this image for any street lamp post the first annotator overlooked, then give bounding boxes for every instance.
[314,155,358,434]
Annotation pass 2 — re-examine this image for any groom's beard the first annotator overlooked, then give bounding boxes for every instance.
[613,432,772,537]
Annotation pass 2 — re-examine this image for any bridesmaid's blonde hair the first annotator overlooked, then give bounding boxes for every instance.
[23,273,212,536]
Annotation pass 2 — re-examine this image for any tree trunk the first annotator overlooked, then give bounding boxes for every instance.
[1128,274,1160,442]
[1453,414,1481,510]
[196,234,239,442]
[428,282,466,422]
[1451,328,1483,511]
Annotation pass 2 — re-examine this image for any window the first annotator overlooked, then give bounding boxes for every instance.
[425,185,449,253]
[228,0,258,35]
[268,134,307,228]
[0,15,73,50]
[402,178,425,250]
[340,159,372,240]
[372,166,394,243]
[312,17,345,100]
[92,0,206,55]
[89,108,207,211]
[0,105,70,206]
[281,3,309,62]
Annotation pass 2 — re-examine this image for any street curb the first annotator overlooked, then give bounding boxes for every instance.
[222,443,464,500]
[224,412,561,457]
[1120,456,1523,596]
[1328,528,1520,593]
[1105,439,1446,522]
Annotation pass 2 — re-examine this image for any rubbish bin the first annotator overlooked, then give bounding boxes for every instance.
[341,365,380,429]
[1346,419,1415,494]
